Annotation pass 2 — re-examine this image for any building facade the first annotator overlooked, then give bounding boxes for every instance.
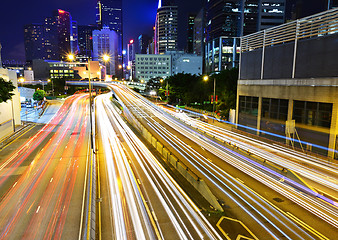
[78,25,97,62]
[96,0,123,76]
[135,54,172,82]
[24,24,46,62]
[24,9,77,62]
[155,0,178,54]
[205,0,287,72]
[186,14,196,53]
[92,27,118,76]
[237,8,338,157]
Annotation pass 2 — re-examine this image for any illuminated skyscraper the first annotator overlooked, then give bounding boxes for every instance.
[155,0,178,54]
[96,0,123,76]
[92,26,118,76]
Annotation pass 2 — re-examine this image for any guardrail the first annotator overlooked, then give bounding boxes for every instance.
[241,7,338,52]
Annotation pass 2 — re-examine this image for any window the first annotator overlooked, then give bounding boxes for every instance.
[262,98,288,121]
[293,101,332,128]
[239,96,259,116]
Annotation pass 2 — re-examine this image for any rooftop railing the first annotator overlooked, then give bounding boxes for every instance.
[241,8,338,52]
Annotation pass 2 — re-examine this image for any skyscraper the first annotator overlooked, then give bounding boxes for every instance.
[78,25,97,61]
[92,26,118,76]
[54,9,72,60]
[24,24,46,62]
[155,0,178,54]
[96,0,123,76]
[259,0,286,30]
[186,14,196,53]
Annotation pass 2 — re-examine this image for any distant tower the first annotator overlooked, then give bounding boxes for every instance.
[155,0,178,54]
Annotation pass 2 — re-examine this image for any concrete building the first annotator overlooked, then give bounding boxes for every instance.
[0,68,21,140]
[173,54,202,76]
[92,27,118,76]
[155,0,178,54]
[237,8,338,157]
[169,51,202,75]
[135,54,171,82]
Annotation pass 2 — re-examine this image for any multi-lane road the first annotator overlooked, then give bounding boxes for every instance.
[0,94,90,239]
[110,84,338,239]
[1,84,337,239]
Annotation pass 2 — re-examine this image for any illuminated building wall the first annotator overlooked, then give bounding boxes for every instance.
[92,27,118,76]
[155,0,178,54]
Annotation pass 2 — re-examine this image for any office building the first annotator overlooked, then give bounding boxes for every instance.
[138,34,151,54]
[205,0,287,72]
[260,0,286,30]
[186,14,196,53]
[155,0,178,54]
[78,25,97,61]
[193,8,205,57]
[96,0,123,76]
[25,9,77,62]
[92,27,118,76]
[71,20,79,54]
[135,54,172,82]
[24,24,46,62]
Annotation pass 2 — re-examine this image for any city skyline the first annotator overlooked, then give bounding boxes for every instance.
[0,0,203,62]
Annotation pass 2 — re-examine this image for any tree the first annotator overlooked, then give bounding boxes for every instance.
[0,77,15,103]
[33,89,45,101]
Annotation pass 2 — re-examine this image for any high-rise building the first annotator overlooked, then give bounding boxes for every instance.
[24,24,46,62]
[193,8,205,57]
[96,0,123,76]
[54,9,72,60]
[155,0,178,54]
[259,0,286,30]
[78,25,97,61]
[205,0,288,72]
[186,14,196,53]
[92,26,118,76]
[24,9,78,63]
[138,34,151,54]
[71,20,79,55]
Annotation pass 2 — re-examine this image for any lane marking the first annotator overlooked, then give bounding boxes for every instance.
[36,206,41,213]
[50,178,53,183]
[12,182,17,188]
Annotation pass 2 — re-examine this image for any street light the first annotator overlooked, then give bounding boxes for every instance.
[48,79,54,96]
[204,75,216,123]
[18,77,25,87]
[102,54,111,81]
[67,54,75,62]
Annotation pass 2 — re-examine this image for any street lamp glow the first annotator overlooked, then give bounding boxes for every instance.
[102,54,110,62]
[18,77,25,83]
[203,75,209,81]
[67,54,75,61]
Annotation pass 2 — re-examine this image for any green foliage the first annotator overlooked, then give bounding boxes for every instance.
[0,77,15,103]
[33,89,45,101]
[165,68,239,119]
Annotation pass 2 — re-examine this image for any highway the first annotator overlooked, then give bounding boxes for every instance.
[110,84,338,240]
[96,93,221,239]
[169,107,338,203]
[0,94,90,239]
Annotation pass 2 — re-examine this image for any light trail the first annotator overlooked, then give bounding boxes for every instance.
[96,93,221,239]
[111,84,337,239]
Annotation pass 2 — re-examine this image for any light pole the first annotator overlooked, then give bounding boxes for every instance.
[48,79,54,96]
[102,54,110,81]
[204,75,217,123]
[68,54,94,151]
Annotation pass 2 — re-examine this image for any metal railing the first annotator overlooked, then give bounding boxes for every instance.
[241,7,338,52]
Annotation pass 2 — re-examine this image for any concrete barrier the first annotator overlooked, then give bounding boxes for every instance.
[126,111,223,212]
[156,142,163,155]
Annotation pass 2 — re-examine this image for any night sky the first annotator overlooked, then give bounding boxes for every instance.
[0,0,203,62]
